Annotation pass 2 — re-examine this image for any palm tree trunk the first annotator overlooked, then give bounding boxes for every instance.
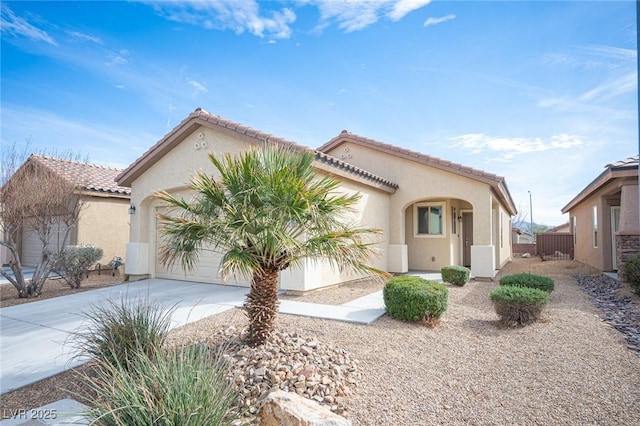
[244,267,280,346]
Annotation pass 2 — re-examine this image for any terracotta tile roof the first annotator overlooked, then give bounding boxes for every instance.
[318,130,516,214]
[31,155,131,196]
[562,154,638,213]
[117,108,398,191]
[314,151,398,189]
[607,155,639,169]
[319,130,505,184]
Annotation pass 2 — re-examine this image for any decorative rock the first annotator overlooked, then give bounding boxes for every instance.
[575,274,640,355]
[205,328,360,420]
[258,391,352,426]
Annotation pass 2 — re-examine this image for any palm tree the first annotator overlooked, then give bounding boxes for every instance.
[156,144,384,345]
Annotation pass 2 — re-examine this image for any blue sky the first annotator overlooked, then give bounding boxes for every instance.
[1,0,637,227]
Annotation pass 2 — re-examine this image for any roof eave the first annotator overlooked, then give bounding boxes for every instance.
[561,168,637,213]
[118,109,399,192]
[321,134,517,214]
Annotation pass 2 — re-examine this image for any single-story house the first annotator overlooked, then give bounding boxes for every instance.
[512,226,533,243]
[117,108,516,292]
[561,155,639,278]
[547,222,570,233]
[1,155,131,267]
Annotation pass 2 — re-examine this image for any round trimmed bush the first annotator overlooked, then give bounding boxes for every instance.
[441,265,471,286]
[499,273,554,292]
[383,276,448,325]
[489,285,549,326]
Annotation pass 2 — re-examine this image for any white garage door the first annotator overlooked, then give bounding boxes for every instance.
[155,208,248,286]
[21,222,70,267]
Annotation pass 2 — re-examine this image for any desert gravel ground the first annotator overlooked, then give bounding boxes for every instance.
[2,258,640,425]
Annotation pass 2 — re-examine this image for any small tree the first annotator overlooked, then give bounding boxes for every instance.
[0,144,85,297]
[157,145,385,345]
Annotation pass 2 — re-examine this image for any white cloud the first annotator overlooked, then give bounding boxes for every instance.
[0,5,57,46]
[541,45,636,71]
[312,1,380,32]
[423,13,455,28]
[106,49,130,66]
[388,0,431,21]
[142,0,296,39]
[140,0,430,36]
[580,45,636,63]
[449,133,584,160]
[186,78,208,94]
[67,30,103,45]
[538,71,637,115]
[313,0,429,32]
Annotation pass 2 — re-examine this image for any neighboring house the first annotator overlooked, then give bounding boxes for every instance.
[5,155,131,267]
[512,227,533,243]
[547,222,570,233]
[561,155,639,278]
[117,108,516,292]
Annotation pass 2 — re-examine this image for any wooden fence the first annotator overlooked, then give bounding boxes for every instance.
[513,243,537,256]
[536,232,573,260]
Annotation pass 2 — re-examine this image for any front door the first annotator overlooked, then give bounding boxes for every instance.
[462,212,473,267]
[611,206,620,270]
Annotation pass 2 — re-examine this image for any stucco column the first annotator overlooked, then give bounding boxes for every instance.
[470,196,496,279]
[473,197,493,245]
[618,183,639,234]
[124,195,150,277]
[386,199,408,273]
[617,182,640,281]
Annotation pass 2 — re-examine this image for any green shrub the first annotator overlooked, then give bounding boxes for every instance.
[441,265,471,286]
[52,245,104,288]
[623,254,640,295]
[73,297,175,370]
[81,344,241,425]
[499,273,555,292]
[489,285,549,326]
[383,276,448,325]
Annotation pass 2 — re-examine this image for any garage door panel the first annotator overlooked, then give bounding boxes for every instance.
[21,222,70,267]
[155,208,248,286]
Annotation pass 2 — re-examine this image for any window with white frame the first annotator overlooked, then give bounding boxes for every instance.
[593,206,598,248]
[415,203,445,237]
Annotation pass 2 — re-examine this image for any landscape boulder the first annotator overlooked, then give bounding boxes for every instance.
[258,391,352,426]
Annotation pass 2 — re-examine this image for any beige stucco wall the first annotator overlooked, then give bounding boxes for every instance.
[324,142,512,274]
[128,126,248,245]
[76,196,130,265]
[569,199,607,271]
[127,125,391,291]
[568,179,631,271]
[324,143,499,245]
[495,203,512,269]
[402,199,470,271]
[281,176,390,291]
[127,126,253,280]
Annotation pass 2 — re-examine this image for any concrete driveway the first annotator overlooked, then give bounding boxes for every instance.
[0,279,248,394]
[0,275,391,396]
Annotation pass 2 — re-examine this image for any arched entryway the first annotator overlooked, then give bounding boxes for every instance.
[403,198,473,271]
